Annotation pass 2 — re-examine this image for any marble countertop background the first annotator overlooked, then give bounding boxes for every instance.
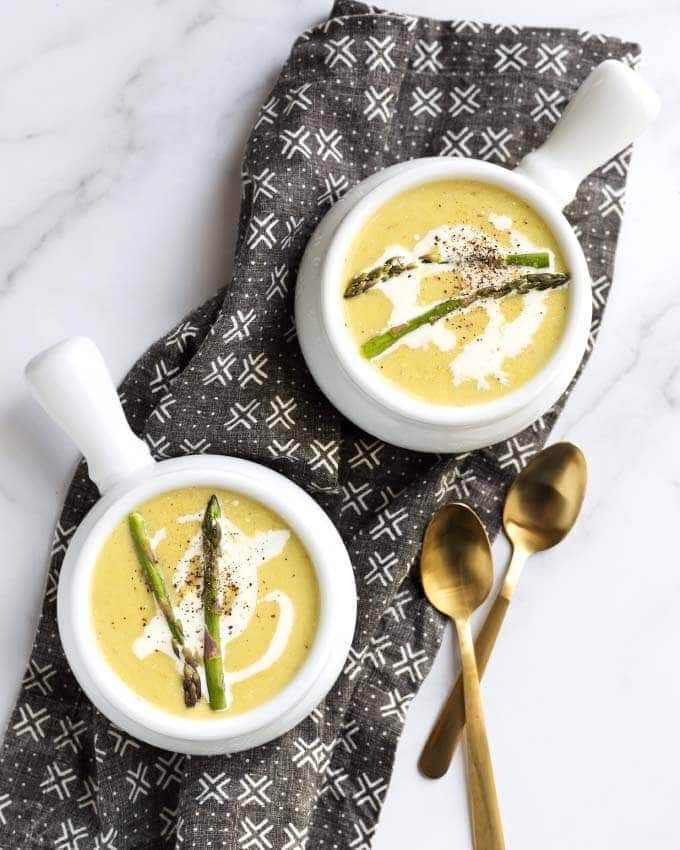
[1,1,678,847]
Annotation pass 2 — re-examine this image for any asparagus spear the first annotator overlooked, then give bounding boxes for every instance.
[128,512,201,707]
[419,246,550,268]
[345,251,550,298]
[344,256,417,298]
[202,495,227,711]
[361,272,569,359]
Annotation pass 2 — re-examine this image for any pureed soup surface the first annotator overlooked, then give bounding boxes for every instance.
[91,487,319,718]
[342,180,570,405]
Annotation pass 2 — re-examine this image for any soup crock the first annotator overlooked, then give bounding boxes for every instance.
[25,337,356,755]
[295,60,659,452]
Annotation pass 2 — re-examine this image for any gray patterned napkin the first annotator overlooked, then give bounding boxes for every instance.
[0,2,639,848]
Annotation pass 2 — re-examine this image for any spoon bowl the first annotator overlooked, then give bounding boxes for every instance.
[421,503,494,621]
[503,442,587,554]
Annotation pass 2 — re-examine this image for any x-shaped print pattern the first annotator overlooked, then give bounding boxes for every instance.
[0,1,638,848]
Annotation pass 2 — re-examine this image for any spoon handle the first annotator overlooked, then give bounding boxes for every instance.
[456,618,505,850]
[419,594,510,779]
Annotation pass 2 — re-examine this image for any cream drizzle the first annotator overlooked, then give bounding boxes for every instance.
[363,219,557,390]
[132,511,292,710]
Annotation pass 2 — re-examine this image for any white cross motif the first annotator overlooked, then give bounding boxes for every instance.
[363,85,394,123]
[279,126,312,160]
[315,128,343,162]
[317,173,349,207]
[498,435,537,472]
[165,320,198,353]
[493,43,528,72]
[196,771,231,805]
[348,438,383,470]
[93,828,118,850]
[281,215,304,250]
[491,23,521,35]
[223,308,257,343]
[13,703,49,742]
[238,352,269,388]
[265,396,297,430]
[435,466,476,501]
[238,774,273,807]
[478,126,514,162]
[535,43,570,75]
[282,821,309,850]
[602,148,631,178]
[267,438,300,461]
[125,761,150,803]
[337,718,360,754]
[364,634,392,669]
[393,643,428,684]
[266,264,289,301]
[323,36,356,69]
[107,725,140,757]
[179,437,211,454]
[412,39,444,72]
[22,659,56,696]
[291,736,333,772]
[587,316,601,352]
[364,550,398,587]
[150,391,176,424]
[340,481,373,516]
[54,717,88,753]
[343,645,366,680]
[591,275,611,308]
[250,167,278,203]
[349,817,377,850]
[145,432,171,459]
[308,439,339,474]
[159,805,183,841]
[283,82,312,116]
[239,816,274,850]
[149,359,180,395]
[385,588,413,623]
[247,213,279,249]
[410,85,443,117]
[319,766,349,801]
[202,353,237,387]
[41,762,76,800]
[369,505,408,542]
[51,521,77,557]
[380,687,414,723]
[76,776,98,812]
[154,752,185,789]
[578,29,606,42]
[531,88,565,123]
[54,818,88,850]
[254,96,279,130]
[0,794,10,826]
[452,19,484,33]
[225,399,260,431]
[365,35,396,71]
[439,127,474,157]
[448,84,481,117]
[353,773,388,812]
[599,184,626,219]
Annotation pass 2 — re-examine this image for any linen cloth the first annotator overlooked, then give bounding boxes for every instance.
[0,2,639,847]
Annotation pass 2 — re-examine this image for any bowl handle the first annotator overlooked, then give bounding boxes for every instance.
[25,336,154,494]
[515,59,660,208]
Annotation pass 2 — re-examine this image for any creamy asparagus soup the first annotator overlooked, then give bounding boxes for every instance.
[342,180,570,405]
[91,487,319,718]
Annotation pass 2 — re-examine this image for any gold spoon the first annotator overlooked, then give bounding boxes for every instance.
[421,503,505,850]
[419,442,587,779]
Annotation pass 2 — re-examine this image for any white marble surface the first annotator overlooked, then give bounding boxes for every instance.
[1,1,678,847]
